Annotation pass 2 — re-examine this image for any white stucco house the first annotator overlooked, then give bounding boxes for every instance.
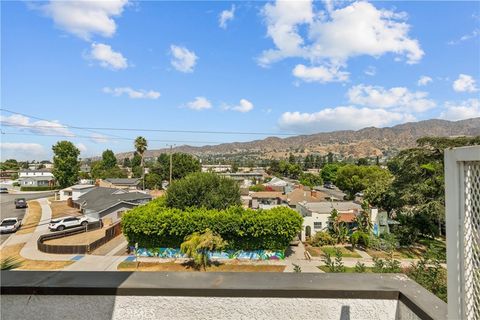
[297,201,365,241]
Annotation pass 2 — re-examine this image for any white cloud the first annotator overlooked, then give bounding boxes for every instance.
[278,106,415,133]
[347,84,436,113]
[292,64,349,83]
[89,43,128,70]
[90,133,109,143]
[453,74,478,92]
[224,99,254,113]
[417,76,432,86]
[364,66,376,76]
[0,143,45,156]
[185,97,212,111]
[259,1,423,83]
[0,114,74,137]
[219,5,235,29]
[440,99,480,121]
[40,0,129,40]
[448,29,480,45]
[103,87,160,99]
[75,143,88,153]
[170,45,198,73]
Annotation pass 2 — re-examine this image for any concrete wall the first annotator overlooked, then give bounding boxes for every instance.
[1,295,400,320]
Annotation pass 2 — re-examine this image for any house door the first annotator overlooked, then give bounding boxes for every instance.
[305,226,311,238]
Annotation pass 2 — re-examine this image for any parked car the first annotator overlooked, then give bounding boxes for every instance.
[324,182,335,189]
[0,218,21,233]
[14,198,27,209]
[0,188,8,194]
[48,216,91,232]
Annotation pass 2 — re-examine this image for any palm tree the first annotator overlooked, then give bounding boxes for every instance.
[180,229,226,270]
[134,136,148,189]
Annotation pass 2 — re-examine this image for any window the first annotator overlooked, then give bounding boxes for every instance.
[314,222,322,230]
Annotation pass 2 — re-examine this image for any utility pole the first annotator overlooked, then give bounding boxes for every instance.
[169,144,174,186]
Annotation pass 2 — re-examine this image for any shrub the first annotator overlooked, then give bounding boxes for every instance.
[165,172,241,210]
[406,255,447,302]
[350,231,370,248]
[354,261,367,273]
[249,184,266,192]
[310,231,335,247]
[20,186,55,191]
[122,204,303,251]
[322,248,345,273]
[372,257,401,273]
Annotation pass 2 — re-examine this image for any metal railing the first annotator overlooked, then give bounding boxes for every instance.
[445,146,480,320]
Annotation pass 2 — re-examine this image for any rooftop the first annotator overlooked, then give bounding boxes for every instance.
[104,178,141,186]
[75,187,151,213]
[302,201,362,213]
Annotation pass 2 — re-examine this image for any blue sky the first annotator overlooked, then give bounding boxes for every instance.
[1,0,479,160]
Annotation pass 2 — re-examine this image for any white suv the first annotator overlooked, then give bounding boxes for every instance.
[48,216,91,232]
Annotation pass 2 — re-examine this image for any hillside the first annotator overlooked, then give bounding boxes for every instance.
[116,118,480,160]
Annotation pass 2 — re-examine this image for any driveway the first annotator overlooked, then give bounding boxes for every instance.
[0,191,54,244]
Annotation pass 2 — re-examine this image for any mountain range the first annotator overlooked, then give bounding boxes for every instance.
[116,118,480,160]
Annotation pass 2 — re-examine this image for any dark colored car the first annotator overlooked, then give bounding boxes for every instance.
[324,182,335,189]
[14,198,27,209]
[0,188,8,194]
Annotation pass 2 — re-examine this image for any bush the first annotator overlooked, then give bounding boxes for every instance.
[249,184,266,192]
[310,231,335,247]
[372,257,401,273]
[350,231,370,248]
[406,255,447,302]
[322,248,345,273]
[122,203,303,251]
[20,186,55,191]
[166,172,241,210]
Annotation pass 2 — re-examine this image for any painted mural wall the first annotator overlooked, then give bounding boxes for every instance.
[130,247,285,260]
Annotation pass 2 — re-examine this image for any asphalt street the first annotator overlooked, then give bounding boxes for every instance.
[0,191,54,244]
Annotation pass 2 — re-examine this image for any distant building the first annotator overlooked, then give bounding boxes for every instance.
[18,169,54,188]
[286,187,327,209]
[98,178,141,190]
[297,201,362,241]
[250,191,287,210]
[0,170,17,181]
[80,163,91,173]
[202,164,232,173]
[74,187,151,223]
[222,172,264,185]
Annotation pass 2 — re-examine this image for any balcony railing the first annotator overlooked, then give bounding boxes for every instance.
[1,271,446,320]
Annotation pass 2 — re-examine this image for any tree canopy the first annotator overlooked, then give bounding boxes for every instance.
[90,149,127,179]
[52,141,80,188]
[336,164,392,200]
[165,172,241,210]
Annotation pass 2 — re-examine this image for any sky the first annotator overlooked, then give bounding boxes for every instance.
[1,0,479,160]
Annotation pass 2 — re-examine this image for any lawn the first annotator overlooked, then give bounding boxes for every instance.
[366,238,446,262]
[0,243,73,270]
[306,245,361,258]
[16,201,42,234]
[49,200,80,220]
[318,266,374,273]
[118,261,286,272]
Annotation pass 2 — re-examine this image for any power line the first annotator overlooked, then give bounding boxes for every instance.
[1,132,225,145]
[0,108,298,136]
[0,108,127,140]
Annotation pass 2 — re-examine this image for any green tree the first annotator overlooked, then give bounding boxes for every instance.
[123,157,131,168]
[320,163,343,183]
[134,136,148,188]
[336,165,392,200]
[288,153,296,164]
[101,149,117,169]
[156,153,201,181]
[299,172,323,188]
[166,172,241,210]
[0,159,19,171]
[52,141,80,188]
[180,229,226,270]
[144,172,163,189]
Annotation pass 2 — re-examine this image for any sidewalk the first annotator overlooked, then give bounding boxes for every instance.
[283,242,323,273]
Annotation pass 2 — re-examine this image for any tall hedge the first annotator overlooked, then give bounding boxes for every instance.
[122,199,303,251]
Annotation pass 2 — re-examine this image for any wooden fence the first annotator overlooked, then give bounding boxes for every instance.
[37,221,122,255]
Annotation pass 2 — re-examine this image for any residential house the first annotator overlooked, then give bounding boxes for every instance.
[285,187,327,209]
[80,163,91,173]
[297,201,362,241]
[18,169,54,187]
[98,178,141,190]
[222,172,264,185]
[250,191,287,210]
[0,170,18,181]
[58,184,96,201]
[74,187,151,224]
